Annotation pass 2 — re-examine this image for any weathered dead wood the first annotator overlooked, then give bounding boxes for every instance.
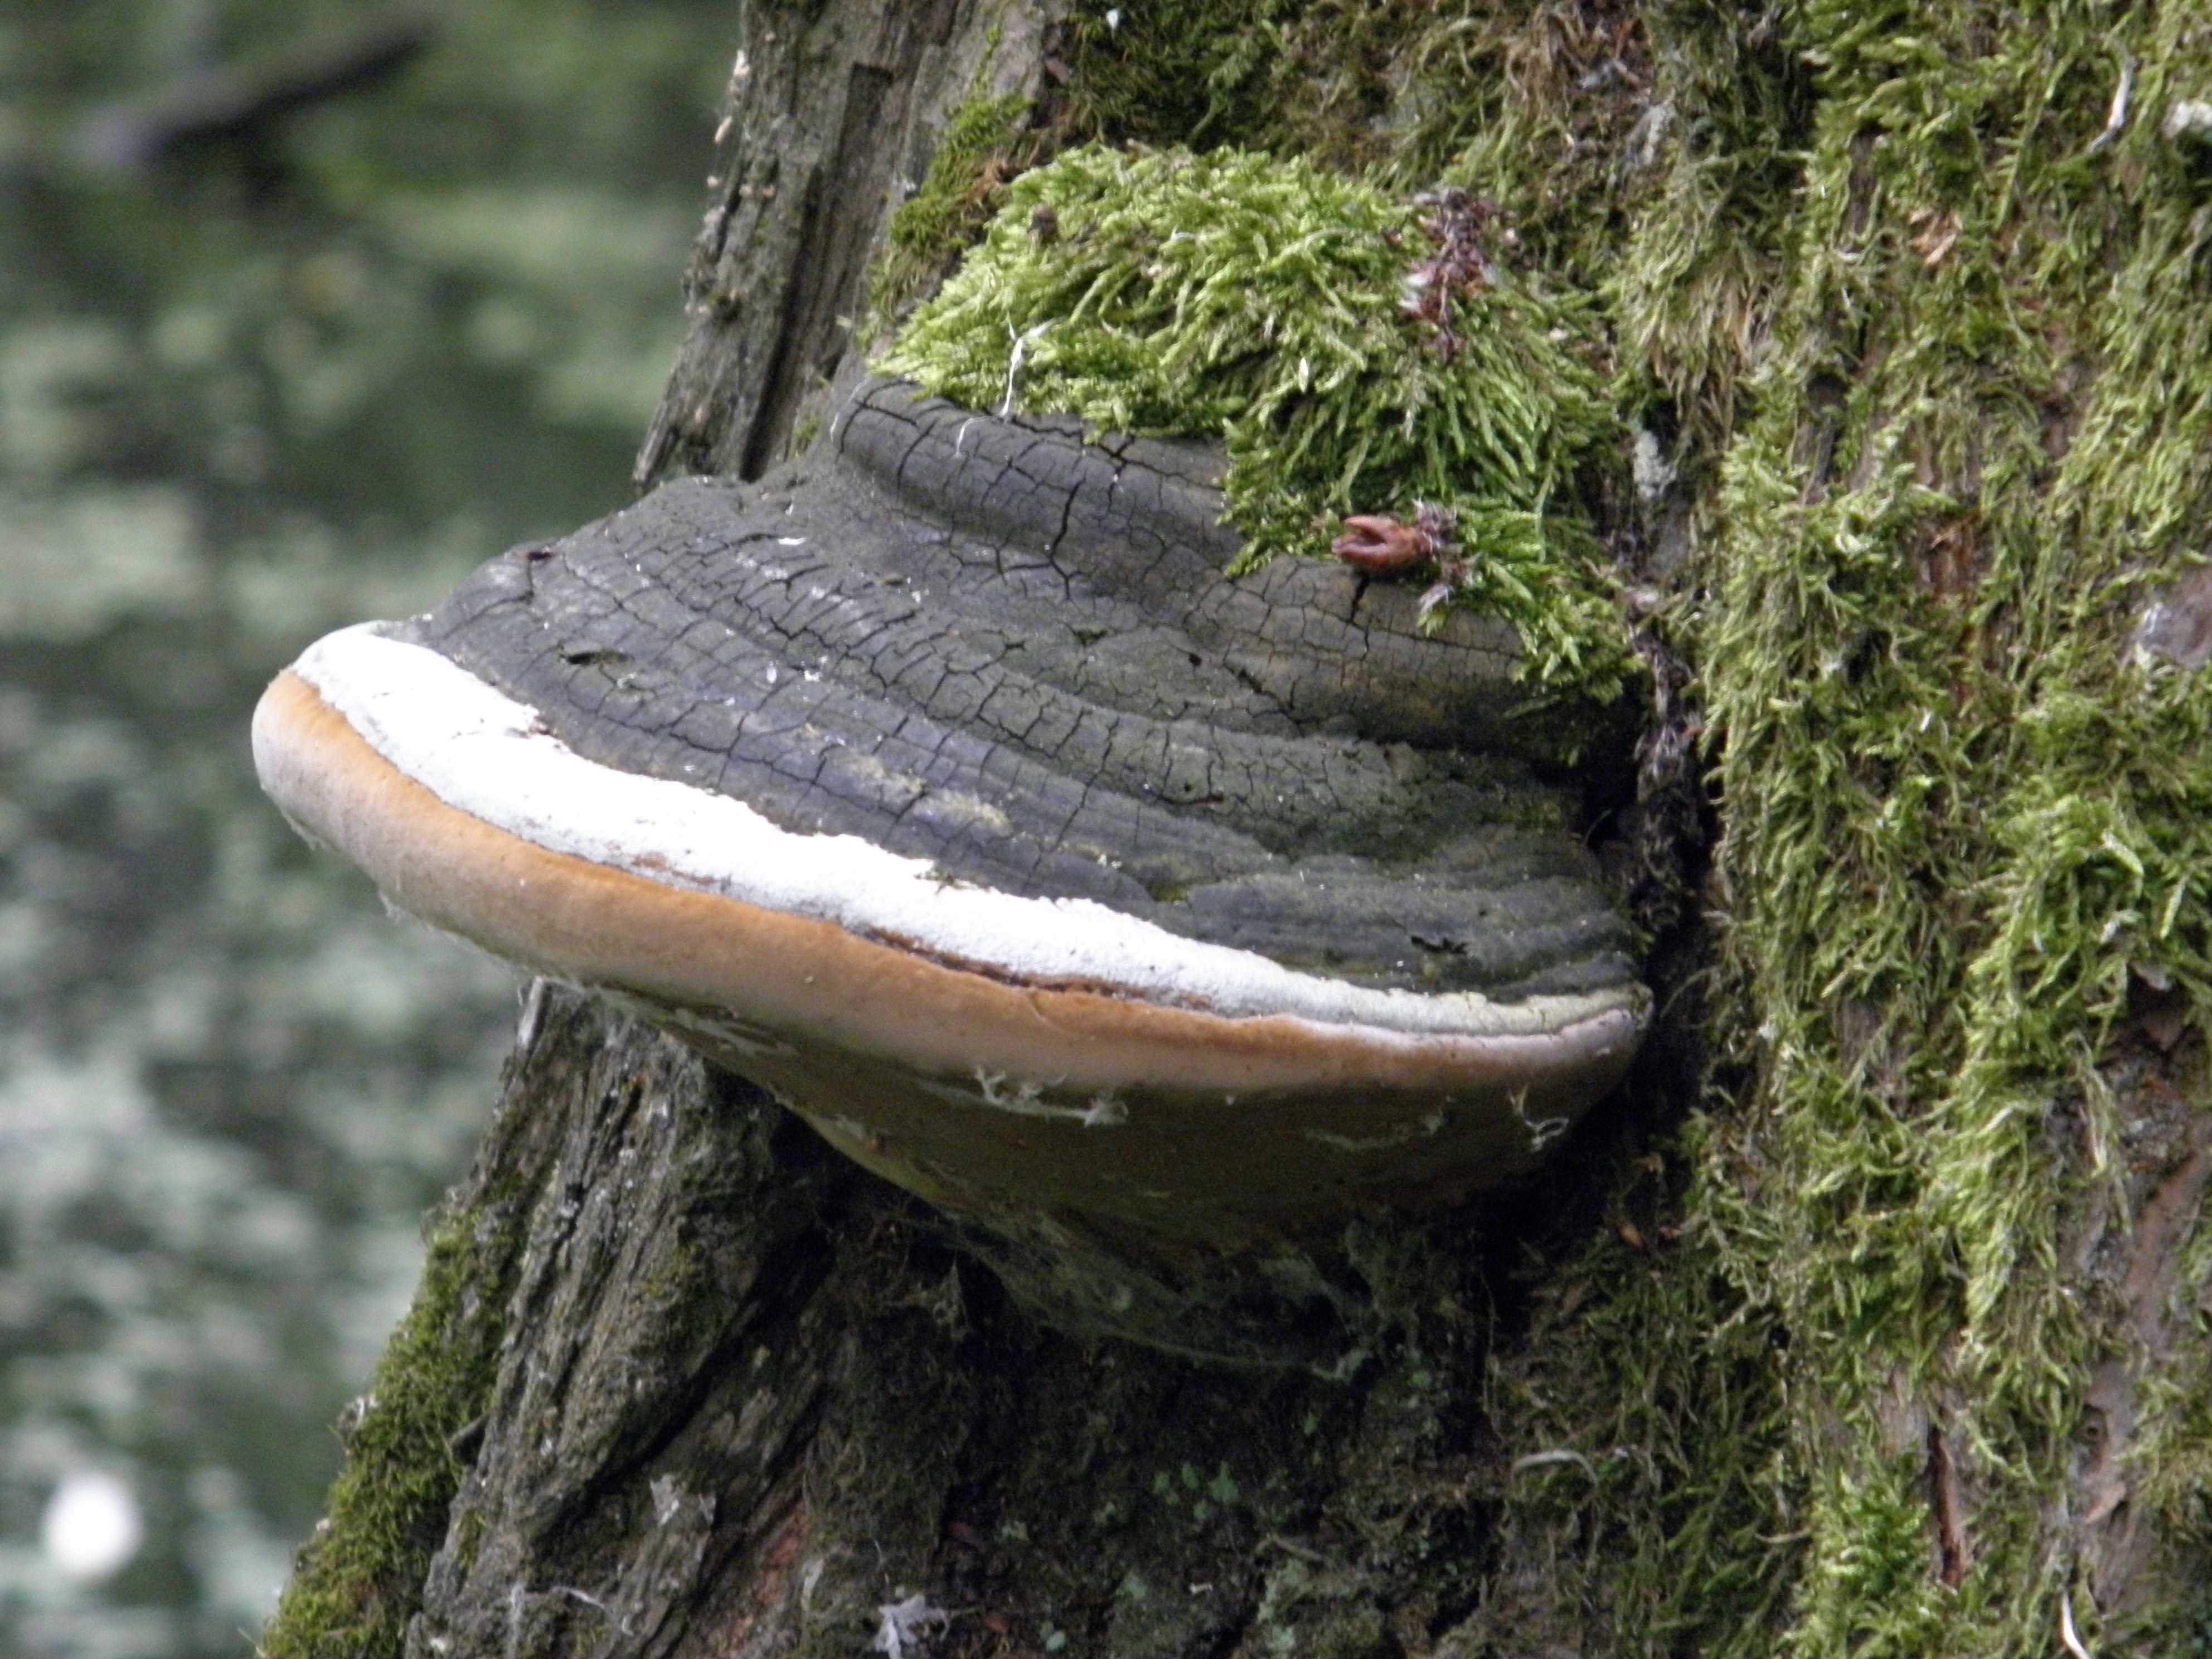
[634,0,1041,488]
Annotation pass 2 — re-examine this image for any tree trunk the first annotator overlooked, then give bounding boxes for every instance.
[346,982,1634,1659]
[263,2,2212,1656]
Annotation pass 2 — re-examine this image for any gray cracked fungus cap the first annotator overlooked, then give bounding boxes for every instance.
[253,377,1646,1259]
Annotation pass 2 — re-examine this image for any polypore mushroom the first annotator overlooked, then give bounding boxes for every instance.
[254,378,1644,1260]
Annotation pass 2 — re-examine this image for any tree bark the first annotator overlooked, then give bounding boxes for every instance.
[385,982,1629,1659]
[264,2,2212,1656]
[632,0,1044,488]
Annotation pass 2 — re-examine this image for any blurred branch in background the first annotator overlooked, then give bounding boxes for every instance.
[0,4,731,1655]
[75,9,439,182]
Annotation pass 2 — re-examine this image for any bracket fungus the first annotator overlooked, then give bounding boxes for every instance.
[254,377,1646,1339]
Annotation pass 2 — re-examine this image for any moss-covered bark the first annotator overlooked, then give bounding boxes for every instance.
[268,1,2212,1654]
[1676,3,2212,1648]
[260,988,575,1659]
[1055,2,2212,1648]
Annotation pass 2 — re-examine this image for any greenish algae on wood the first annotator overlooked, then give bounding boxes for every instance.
[256,1200,517,1659]
[258,1212,508,1659]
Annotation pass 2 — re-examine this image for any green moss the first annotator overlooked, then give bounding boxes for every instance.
[1357,0,2212,1650]
[1464,1154,1800,1659]
[1054,0,1435,171]
[880,143,1631,696]
[870,90,1036,331]
[258,1192,516,1659]
[1519,1,2212,1653]
[1607,6,1811,457]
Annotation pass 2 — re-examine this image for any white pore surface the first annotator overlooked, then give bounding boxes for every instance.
[42,1468,143,1583]
[293,625,1628,1039]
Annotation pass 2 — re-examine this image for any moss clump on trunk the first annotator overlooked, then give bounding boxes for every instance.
[1681,2,2212,1649]
[881,143,1632,697]
[1476,2,2212,1653]
[869,90,1037,332]
[257,1189,517,1659]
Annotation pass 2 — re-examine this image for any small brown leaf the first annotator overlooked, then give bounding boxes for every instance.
[1333,514,1433,576]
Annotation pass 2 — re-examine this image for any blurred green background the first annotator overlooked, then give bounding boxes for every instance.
[0,2,731,1652]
